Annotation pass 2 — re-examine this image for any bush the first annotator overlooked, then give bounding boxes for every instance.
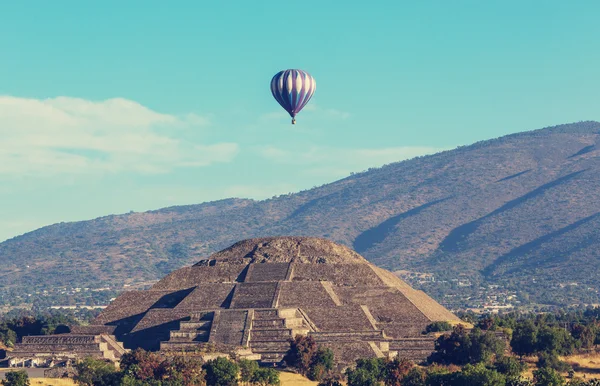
[425,321,453,333]
[1,370,29,386]
[203,357,239,386]
[308,348,334,381]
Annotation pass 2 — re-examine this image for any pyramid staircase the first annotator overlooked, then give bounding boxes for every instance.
[160,312,213,352]
[249,308,310,364]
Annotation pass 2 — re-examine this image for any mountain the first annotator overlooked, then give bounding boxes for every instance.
[2,121,600,307]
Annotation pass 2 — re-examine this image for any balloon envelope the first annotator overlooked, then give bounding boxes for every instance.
[270,69,316,123]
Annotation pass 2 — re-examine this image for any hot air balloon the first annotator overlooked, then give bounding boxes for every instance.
[270,69,316,124]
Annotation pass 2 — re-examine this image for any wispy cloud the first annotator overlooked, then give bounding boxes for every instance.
[0,96,237,176]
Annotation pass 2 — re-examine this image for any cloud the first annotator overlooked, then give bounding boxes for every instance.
[258,145,446,178]
[0,96,235,176]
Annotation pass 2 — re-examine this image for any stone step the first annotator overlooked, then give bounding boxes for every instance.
[179,321,211,330]
[170,330,209,340]
[251,329,293,340]
[252,319,286,329]
[160,342,204,351]
[259,352,285,363]
[253,310,279,319]
[250,341,290,351]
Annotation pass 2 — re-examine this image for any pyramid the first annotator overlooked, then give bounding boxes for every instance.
[9,237,460,366]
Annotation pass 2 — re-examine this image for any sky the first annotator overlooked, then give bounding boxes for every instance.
[1,1,599,242]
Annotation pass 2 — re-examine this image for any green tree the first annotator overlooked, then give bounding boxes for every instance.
[537,352,571,372]
[511,320,538,358]
[238,359,259,384]
[537,327,575,355]
[308,348,335,381]
[74,357,119,386]
[532,367,565,386]
[429,326,505,365]
[346,367,381,386]
[203,357,239,386]
[250,368,280,386]
[457,363,506,386]
[425,321,453,333]
[494,356,526,378]
[1,370,29,386]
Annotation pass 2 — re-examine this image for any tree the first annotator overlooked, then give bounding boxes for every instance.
[162,356,206,386]
[238,359,259,384]
[346,367,381,386]
[203,357,239,386]
[283,335,318,375]
[385,358,413,386]
[401,367,427,386]
[494,356,526,379]
[308,348,335,381]
[537,327,575,356]
[537,352,571,372]
[119,349,165,382]
[428,326,505,365]
[511,320,538,357]
[1,370,29,386]
[457,363,506,386]
[425,321,453,333]
[74,357,119,386]
[532,367,565,386]
[250,368,280,386]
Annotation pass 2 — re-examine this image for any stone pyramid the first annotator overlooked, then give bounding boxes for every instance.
[10,237,460,366]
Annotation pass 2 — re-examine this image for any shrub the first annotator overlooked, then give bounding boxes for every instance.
[1,370,29,386]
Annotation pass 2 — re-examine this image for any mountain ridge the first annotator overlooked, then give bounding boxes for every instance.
[3,120,600,307]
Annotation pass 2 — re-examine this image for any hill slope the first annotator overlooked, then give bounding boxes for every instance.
[2,121,600,307]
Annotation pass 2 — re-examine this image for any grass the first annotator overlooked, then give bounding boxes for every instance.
[29,379,76,386]
[23,372,313,386]
[278,370,318,385]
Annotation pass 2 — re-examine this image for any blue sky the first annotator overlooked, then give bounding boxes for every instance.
[1,1,599,242]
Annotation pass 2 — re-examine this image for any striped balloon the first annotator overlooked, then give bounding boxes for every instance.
[270,69,316,124]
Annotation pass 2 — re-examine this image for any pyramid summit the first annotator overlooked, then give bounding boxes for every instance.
[9,237,460,366]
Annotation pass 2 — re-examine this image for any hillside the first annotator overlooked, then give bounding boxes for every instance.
[2,121,600,307]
